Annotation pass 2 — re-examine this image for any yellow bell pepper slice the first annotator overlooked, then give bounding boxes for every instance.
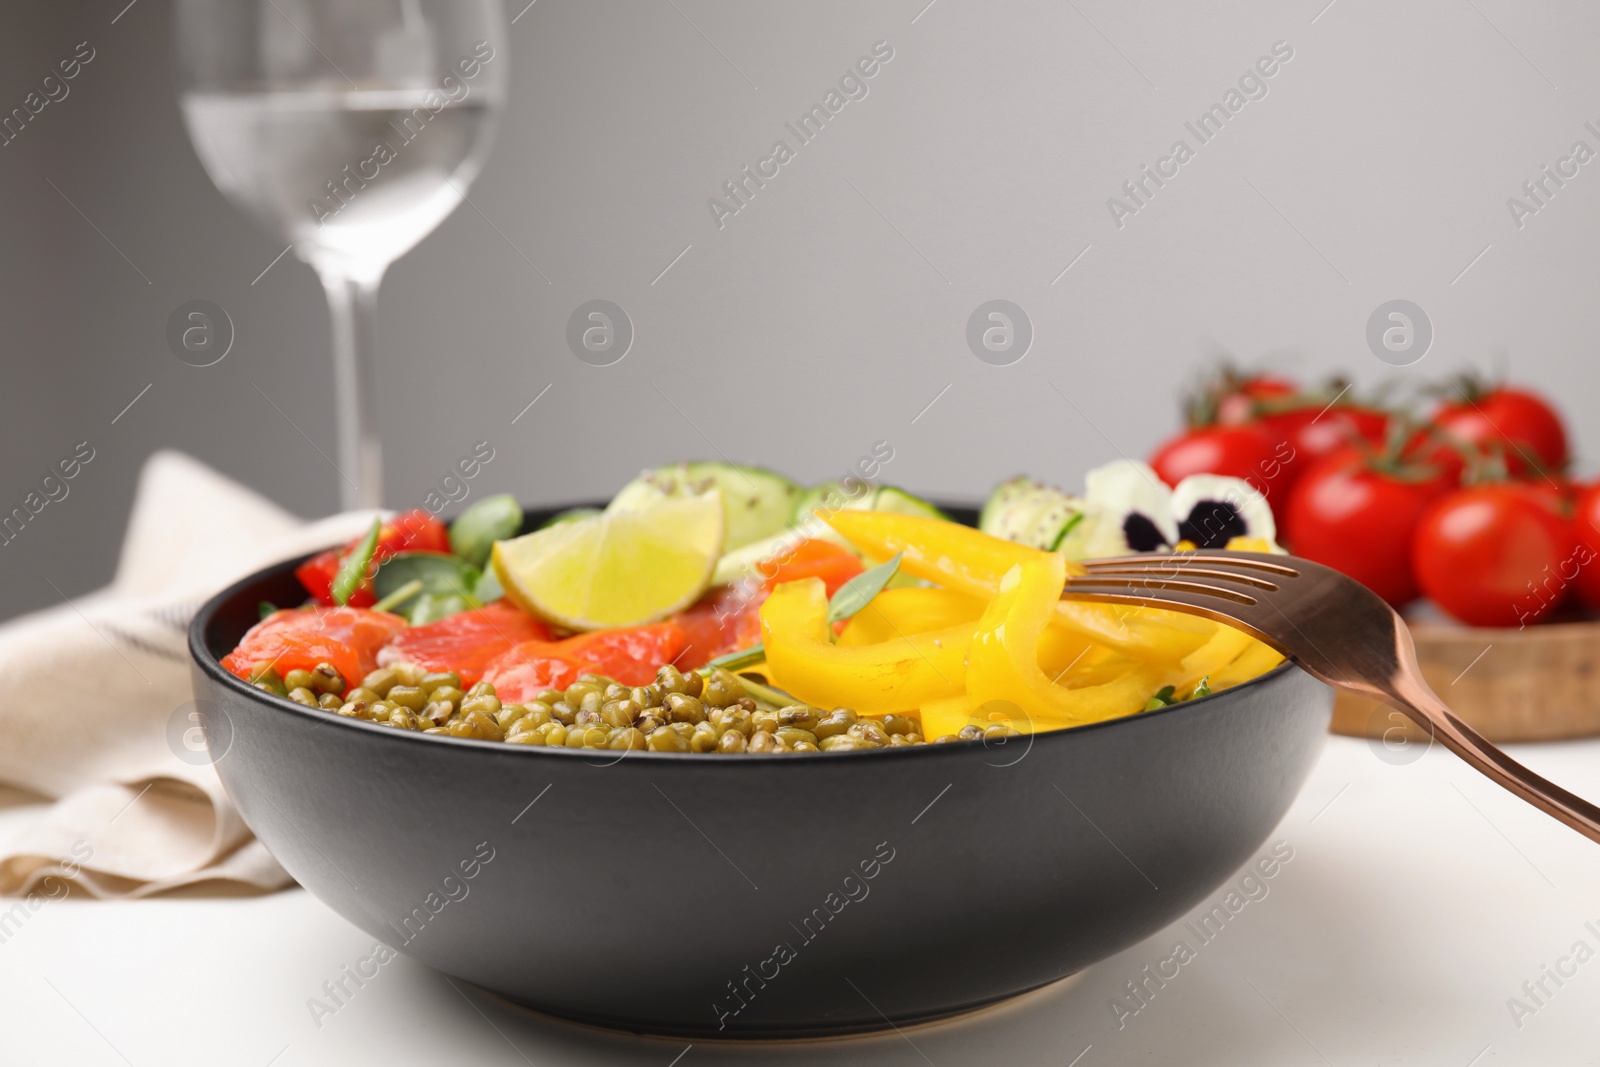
[760,578,970,713]
[827,509,1074,596]
[915,693,1032,739]
[1054,600,1215,659]
[827,509,1214,660]
[966,556,1160,727]
[837,587,986,648]
[851,586,1120,695]
[1035,622,1100,681]
[1208,638,1285,690]
[916,695,974,740]
[1170,622,1256,693]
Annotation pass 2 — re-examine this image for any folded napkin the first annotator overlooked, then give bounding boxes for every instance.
[0,452,379,897]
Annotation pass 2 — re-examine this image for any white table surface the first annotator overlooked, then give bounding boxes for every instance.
[3,733,1598,1066]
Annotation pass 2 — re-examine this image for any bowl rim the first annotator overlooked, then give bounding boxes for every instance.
[188,536,1302,766]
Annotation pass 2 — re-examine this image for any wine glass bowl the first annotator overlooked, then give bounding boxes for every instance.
[174,0,507,508]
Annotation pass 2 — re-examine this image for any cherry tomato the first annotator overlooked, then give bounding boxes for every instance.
[377,600,553,686]
[382,511,452,555]
[1413,484,1576,627]
[296,510,451,606]
[1246,406,1392,514]
[1401,429,1467,489]
[1213,373,1298,426]
[1566,483,1600,611]
[1283,407,1389,460]
[1149,424,1280,489]
[1284,450,1451,606]
[1432,385,1568,477]
[1516,475,1581,520]
[222,607,407,684]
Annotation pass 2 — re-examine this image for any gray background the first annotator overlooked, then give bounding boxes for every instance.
[3,0,1598,620]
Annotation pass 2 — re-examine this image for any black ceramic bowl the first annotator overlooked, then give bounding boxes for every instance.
[189,504,1333,1038]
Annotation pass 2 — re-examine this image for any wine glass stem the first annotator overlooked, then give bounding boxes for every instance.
[320,269,384,511]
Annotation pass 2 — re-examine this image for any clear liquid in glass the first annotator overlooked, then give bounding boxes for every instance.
[182,88,493,278]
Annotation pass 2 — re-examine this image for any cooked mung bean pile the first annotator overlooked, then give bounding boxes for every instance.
[248,663,1017,752]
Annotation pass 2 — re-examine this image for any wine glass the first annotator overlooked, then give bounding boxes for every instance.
[174,0,507,510]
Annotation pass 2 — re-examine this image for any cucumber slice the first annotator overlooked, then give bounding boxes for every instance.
[790,480,868,525]
[979,477,1085,551]
[979,476,1042,535]
[611,462,800,551]
[791,482,942,523]
[869,485,948,521]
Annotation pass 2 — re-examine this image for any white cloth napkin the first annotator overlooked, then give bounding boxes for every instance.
[0,452,380,897]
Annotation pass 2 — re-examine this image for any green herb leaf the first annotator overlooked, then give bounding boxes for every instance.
[707,644,765,671]
[257,601,278,621]
[826,553,902,625]
[1191,676,1212,700]
[331,519,382,606]
[372,551,480,622]
[1142,685,1178,712]
[449,494,523,568]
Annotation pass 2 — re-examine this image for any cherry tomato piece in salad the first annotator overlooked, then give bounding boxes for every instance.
[377,600,553,686]
[222,607,407,685]
[1413,484,1576,627]
[1432,384,1569,477]
[1284,449,1451,607]
[296,510,452,607]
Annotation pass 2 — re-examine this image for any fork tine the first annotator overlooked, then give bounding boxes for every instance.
[1065,575,1261,607]
[1075,564,1282,592]
[1062,573,1304,678]
[1085,552,1302,578]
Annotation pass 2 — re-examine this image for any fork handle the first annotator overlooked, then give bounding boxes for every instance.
[1386,671,1600,845]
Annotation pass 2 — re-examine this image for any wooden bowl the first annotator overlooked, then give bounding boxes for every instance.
[1330,615,1600,743]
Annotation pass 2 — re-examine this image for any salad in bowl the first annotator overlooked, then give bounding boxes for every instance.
[221,458,1286,754]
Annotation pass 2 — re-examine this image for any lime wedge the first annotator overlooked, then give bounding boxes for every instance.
[492,493,725,630]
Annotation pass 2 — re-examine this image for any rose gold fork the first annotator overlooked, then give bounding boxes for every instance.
[1064,550,1600,844]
